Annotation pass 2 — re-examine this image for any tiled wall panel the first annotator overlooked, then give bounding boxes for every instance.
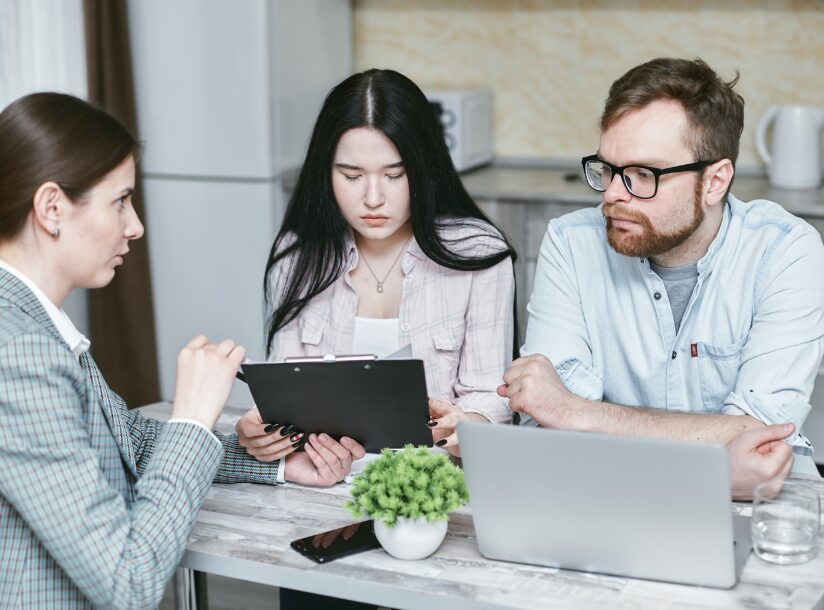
[354,0,824,168]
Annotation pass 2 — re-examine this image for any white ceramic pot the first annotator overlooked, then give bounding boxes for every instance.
[374,517,448,560]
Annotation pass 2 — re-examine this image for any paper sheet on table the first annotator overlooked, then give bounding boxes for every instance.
[380,343,413,360]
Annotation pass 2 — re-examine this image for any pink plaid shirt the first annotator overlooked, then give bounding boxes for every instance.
[267,220,514,423]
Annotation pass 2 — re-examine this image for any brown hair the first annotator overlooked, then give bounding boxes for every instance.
[600,58,745,167]
[0,92,137,240]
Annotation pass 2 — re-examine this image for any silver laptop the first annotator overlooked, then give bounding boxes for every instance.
[458,422,751,589]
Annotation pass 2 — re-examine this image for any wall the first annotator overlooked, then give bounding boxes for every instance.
[353,0,824,168]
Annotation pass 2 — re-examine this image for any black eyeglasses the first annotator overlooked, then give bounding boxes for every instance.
[581,155,717,200]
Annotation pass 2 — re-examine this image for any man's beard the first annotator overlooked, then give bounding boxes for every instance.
[603,177,705,258]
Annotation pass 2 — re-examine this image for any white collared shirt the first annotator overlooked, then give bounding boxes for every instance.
[0,259,90,358]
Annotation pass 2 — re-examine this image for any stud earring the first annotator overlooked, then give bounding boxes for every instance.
[51,225,60,238]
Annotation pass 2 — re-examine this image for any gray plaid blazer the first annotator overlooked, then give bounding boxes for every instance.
[0,270,279,609]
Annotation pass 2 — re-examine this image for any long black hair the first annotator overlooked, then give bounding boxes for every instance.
[264,69,518,357]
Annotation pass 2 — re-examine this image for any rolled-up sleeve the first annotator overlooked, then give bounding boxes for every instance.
[522,219,603,400]
[723,224,824,468]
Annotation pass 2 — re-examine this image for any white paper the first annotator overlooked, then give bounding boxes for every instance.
[380,343,413,360]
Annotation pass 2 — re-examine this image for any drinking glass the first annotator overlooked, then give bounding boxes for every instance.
[752,479,820,565]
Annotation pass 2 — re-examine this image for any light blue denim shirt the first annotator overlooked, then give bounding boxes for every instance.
[522,194,824,474]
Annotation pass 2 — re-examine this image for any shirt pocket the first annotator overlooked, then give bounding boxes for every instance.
[431,325,465,395]
[298,309,324,348]
[696,334,748,412]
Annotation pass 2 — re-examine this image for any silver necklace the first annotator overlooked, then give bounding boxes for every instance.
[358,236,411,293]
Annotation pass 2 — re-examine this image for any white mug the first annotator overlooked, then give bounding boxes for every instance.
[756,105,824,190]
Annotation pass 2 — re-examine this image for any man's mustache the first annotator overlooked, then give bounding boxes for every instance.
[601,203,648,225]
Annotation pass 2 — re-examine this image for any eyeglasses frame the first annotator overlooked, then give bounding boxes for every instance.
[580,154,717,200]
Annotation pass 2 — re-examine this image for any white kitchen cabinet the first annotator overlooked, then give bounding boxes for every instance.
[142,178,279,404]
[129,0,353,404]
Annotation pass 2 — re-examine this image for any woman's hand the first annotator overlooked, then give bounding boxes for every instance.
[428,398,485,457]
[235,407,304,462]
[171,335,246,430]
[283,434,366,487]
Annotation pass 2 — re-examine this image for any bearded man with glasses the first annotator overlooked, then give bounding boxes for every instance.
[499,58,824,498]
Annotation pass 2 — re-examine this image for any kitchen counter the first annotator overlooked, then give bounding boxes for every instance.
[283,163,824,216]
[458,164,824,217]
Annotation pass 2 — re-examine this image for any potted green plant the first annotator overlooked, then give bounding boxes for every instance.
[346,445,469,560]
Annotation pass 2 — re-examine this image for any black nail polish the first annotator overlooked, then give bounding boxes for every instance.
[435,439,447,447]
[264,423,279,433]
[426,419,437,428]
[290,432,304,443]
[280,424,295,436]
[292,438,306,449]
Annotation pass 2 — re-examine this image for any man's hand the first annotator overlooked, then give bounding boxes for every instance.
[498,354,581,429]
[727,423,795,501]
[283,434,366,487]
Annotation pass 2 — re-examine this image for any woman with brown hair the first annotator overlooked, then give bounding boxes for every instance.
[0,92,364,609]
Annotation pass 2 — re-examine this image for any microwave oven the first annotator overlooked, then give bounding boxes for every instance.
[426,89,493,172]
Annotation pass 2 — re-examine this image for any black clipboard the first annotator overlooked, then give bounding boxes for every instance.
[241,358,432,452]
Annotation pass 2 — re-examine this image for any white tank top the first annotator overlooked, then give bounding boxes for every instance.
[352,317,400,358]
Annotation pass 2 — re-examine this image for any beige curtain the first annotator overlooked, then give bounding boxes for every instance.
[84,0,160,407]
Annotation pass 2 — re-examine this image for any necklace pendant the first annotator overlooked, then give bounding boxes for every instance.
[376,282,384,293]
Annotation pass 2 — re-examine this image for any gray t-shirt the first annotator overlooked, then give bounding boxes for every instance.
[650,261,699,332]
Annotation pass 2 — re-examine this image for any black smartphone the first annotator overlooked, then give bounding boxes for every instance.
[290,520,380,563]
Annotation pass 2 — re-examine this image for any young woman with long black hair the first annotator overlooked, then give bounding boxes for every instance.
[234,66,518,610]
[235,68,517,459]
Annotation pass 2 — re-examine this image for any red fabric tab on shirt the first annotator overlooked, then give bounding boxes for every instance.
[690,343,698,357]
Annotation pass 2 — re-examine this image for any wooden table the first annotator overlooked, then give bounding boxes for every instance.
[139,403,824,610]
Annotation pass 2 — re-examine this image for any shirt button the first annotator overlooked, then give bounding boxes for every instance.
[671,351,677,360]
[401,323,410,332]
[405,274,413,283]
[654,292,661,300]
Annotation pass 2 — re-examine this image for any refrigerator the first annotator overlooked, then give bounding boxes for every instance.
[128,0,352,404]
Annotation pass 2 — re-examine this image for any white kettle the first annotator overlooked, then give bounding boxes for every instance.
[756,105,824,190]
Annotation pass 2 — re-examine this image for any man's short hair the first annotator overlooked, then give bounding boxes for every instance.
[600,58,745,167]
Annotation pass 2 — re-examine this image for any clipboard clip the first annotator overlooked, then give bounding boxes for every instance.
[284,353,377,363]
